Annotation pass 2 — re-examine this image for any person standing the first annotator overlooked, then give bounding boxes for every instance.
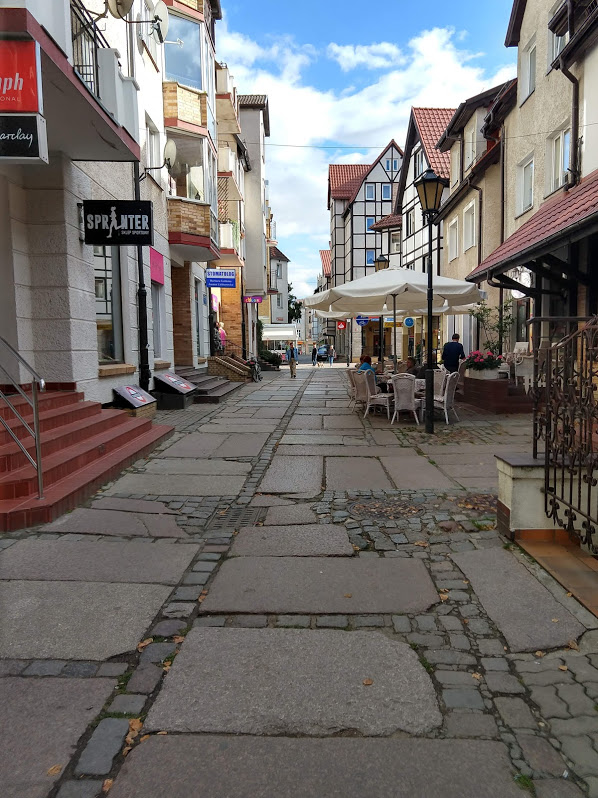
[311,345,317,366]
[286,341,298,378]
[218,321,227,353]
[328,346,335,367]
[441,333,466,373]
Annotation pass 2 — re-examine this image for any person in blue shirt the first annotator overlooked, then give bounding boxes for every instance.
[441,334,466,373]
[357,355,376,374]
[286,342,298,378]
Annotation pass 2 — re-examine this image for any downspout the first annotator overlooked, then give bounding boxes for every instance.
[560,57,580,187]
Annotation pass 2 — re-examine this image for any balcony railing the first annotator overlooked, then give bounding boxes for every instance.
[70,0,110,97]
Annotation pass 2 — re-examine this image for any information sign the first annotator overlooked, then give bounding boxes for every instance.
[404,317,415,328]
[206,269,236,288]
[82,201,154,246]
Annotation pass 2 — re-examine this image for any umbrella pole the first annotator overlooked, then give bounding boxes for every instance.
[393,295,397,373]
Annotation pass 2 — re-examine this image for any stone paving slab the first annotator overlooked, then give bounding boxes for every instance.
[259,456,323,493]
[0,677,114,798]
[91,498,177,514]
[325,457,393,490]
[146,628,441,735]
[250,495,295,507]
[158,433,228,458]
[144,458,252,475]
[0,540,198,584]
[0,581,171,660]
[200,422,276,435]
[201,557,438,614]
[452,549,585,652]
[111,736,521,798]
[281,434,346,445]
[286,416,322,430]
[381,456,457,490]
[105,474,246,497]
[264,504,317,524]
[230,525,353,557]
[212,434,270,457]
[324,415,364,429]
[46,508,184,537]
[275,445,414,457]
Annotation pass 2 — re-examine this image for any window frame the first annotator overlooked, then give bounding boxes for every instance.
[145,118,160,171]
[365,183,375,200]
[448,217,459,262]
[413,149,424,179]
[464,126,475,171]
[151,281,163,358]
[450,145,461,187]
[548,127,570,193]
[164,12,204,91]
[94,246,124,364]
[405,208,415,237]
[521,37,537,102]
[381,183,392,201]
[518,154,535,214]
[463,200,476,252]
[365,249,375,266]
[365,216,375,231]
[391,231,401,253]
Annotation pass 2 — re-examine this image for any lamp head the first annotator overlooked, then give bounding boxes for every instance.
[374,254,389,272]
[414,167,446,215]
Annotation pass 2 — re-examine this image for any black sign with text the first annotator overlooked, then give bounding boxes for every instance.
[83,200,154,246]
[0,113,47,161]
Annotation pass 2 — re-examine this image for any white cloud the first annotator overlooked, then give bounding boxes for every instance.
[327,42,406,71]
[217,19,515,300]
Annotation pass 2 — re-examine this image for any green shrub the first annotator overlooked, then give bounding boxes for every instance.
[259,350,282,366]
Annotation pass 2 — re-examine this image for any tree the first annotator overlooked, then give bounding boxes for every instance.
[288,283,303,323]
[469,300,514,354]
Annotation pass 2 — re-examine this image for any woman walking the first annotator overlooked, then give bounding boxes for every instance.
[311,345,317,367]
[328,346,335,367]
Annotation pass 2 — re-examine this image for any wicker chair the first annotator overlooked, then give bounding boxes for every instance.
[345,368,357,408]
[390,373,422,425]
[353,371,369,411]
[433,371,459,424]
[362,370,392,419]
[433,369,447,398]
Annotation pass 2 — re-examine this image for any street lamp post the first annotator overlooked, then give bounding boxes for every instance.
[413,168,446,434]
[374,254,389,363]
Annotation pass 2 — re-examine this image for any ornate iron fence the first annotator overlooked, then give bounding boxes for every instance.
[535,316,598,553]
[70,0,110,97]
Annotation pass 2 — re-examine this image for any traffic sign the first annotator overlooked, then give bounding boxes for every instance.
[355,316,369,327]
[404,317,415,328]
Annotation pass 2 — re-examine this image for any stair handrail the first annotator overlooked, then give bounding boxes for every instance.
[222,338,258,361]
[0,336,46,499]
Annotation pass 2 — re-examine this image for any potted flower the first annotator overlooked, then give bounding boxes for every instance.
[464,350,504,380]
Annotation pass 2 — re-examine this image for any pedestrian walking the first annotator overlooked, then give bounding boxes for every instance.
[328,346,335,367]
[286,341,298,378]
[311,345,317,366]
[441,333,466,373]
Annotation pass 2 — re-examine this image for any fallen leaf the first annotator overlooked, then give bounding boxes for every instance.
[414,541,429,548]
[137,638,153,651]
[471,672,482,680]
[140,734,150,742]
[172,635,185,644]
[102,780,113,793]
[362,678,373,686]
[344,593,352,598]
[462,580,469,585]
[129,718,143,734]
[463,619,469,624]
[47,765,62,776]
[566,592,573,597]
[157,731,168,735]
[122,746,132,757]
[535,650,545,658]
[163,663,171,673]
[568,639,579,651]
[439,593,449,601]
[552,618,559,623]
[558,665,568,672]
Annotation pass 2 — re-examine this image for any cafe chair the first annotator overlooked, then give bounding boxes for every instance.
[362,370,392,419]
[434,371,459,425]
[390,373,422,425]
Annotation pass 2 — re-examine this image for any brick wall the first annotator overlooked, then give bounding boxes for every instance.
[171,263,193,365]
[220,269,243,349]
[177,0,200,10]
[208,357,249,382]
[163,82,206,128]
[167,197,211,237]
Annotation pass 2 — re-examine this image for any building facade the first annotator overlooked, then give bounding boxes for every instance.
[267,246,290,324]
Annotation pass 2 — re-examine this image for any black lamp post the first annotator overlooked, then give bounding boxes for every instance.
[374,254,389,362]
[413,168,446,434]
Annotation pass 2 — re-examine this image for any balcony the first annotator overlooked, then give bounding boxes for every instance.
[163,82,209,135]
[216,63,240,135]
[217,145,243,200]
[213,221,243,268]
[167,197,220,262]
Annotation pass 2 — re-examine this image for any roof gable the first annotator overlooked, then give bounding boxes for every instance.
[505,0,527,46]
[270,246,289,262]
[437,84,509,152]
[346,140,403,204]
[328,164,371,208]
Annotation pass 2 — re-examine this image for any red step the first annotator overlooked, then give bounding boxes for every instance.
[0,401,104,454]
[0,390,83,422]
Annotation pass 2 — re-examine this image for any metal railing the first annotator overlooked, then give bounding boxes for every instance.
[0,337,46,499]
[531,316,598,553]
[70,0,110,97]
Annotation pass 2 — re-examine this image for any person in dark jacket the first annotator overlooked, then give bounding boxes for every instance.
[311,345,317,366]
[441,334,466,373]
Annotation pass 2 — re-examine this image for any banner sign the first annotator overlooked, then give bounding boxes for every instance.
[355,316,369,327]
[243,295,262,303]
[337,321,347,330]
[0,41,42,113]
[206,269,236,288]
[0,113,47,162]
[83,201,154,246]
[404,317,415,328]
[113,385,155,408]
[153,372,196,394]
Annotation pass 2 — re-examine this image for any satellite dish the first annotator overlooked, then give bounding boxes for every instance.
[107,0,134,19]
[152,0,169,44]
[163,139,177,172]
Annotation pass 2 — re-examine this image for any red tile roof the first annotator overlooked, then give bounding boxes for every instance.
[269,245,289,262]
[467,168,598,281]
[370,213,402,231]
[329,164,371,200]
[320,249,331,277]
[412,108,455,179]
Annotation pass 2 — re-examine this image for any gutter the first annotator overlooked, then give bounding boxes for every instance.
[559,55,580,186]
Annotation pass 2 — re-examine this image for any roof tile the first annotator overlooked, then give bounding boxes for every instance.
[329,164,371,200]
[412,108,455,179]
[320,249,331,277]
[370,213,402,231]
[269,245,289,262]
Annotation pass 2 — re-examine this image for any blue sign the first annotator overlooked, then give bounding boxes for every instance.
[206,268,236,288]
[404,317,415,328]
[355,316,369,327]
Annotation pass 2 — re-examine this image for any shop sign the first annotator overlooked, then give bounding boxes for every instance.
[243,295,262,303]
[206,268,236,288]
[0,41,42,113]
[82,201,154,246]
[0,113,47,162]
[153,372,195,394]
[337,321,347,330]
[355,316,369,327]
[113,385,155,408]
[404,317,415,328]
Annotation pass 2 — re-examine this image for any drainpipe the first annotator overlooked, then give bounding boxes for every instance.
[560,57,580,186]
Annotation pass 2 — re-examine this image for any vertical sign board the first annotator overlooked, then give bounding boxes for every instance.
[0,40,43,114]
[0,113,48,162]
[82,201,154,246]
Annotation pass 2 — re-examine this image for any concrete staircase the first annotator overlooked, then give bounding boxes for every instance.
[0,390,173,531]
[174,367,243,404]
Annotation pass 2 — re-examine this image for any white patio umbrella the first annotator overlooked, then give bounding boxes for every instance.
[303,267,482,314]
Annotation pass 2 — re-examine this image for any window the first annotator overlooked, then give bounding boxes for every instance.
[448,218,458,261]
[382,184,392,200]
[450,146,461,187]
[169,135,205,201]
[519,156,534,213]
[151,282,162,358]
[366,216,375,231]
[521,38,536,100]
[464,126,475,170]
[385,159,391,170]
[366,249,375,266]
[165,14,203,90]
[94,247,123,363]
[145,119,160,170]
[276,262,282,279]
[391,232,401,253]
[365,183,375,200]
[143,0,157,61]
[276,293,283,308]
[405,209,415,237]
[393,158,399,171]
[548,128,570,192]
[414,149,424,178]
[463,201,476,251]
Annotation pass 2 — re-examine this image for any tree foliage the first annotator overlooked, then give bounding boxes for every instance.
[469,300,514,354]
[288,283,303,323]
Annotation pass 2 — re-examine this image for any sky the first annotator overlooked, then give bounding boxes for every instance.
[217,0,517,300]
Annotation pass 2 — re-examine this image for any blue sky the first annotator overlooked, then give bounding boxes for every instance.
[217,0,517,298]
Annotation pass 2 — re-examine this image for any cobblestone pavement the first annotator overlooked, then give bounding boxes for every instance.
[2,364,598,797]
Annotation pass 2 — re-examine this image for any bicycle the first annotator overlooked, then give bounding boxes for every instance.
[247,358,262,382]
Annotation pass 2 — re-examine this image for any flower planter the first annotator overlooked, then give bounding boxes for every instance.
[465,368,499,380]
